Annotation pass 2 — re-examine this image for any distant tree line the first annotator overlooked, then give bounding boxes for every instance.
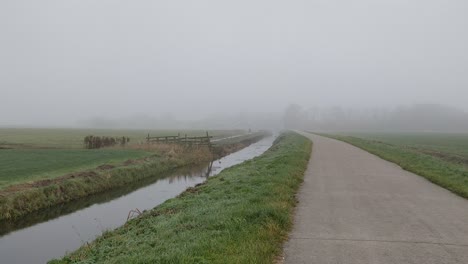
[84,136,130,149]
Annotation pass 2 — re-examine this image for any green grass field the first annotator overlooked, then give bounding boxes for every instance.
[0,149,151,189]
[346,133,468,159]
[324,132,468,198]
[0,128,245,149]
[50,132,312,264]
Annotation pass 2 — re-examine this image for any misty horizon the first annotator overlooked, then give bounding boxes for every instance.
[1,1,467,129]
[2,103,468,134]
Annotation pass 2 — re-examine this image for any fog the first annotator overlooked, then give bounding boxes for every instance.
[284,104,468,132]
[1,1,467,131]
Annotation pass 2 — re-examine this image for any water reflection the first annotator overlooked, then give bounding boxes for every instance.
[0,163,211,237]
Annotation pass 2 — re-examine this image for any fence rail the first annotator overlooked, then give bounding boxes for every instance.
[146,132,213,147]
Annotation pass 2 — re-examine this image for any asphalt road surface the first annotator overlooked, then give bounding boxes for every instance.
[283,132,468,264]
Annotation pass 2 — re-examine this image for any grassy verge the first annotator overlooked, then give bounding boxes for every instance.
[50,132,312,264]
[322,134,468,199]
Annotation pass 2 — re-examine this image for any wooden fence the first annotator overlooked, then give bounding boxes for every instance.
[146,132,213,147]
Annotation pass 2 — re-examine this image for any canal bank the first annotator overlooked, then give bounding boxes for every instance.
[0,135,277,264]
[50,132,311,264]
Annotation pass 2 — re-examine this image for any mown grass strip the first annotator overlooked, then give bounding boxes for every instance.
[322,134,468,199]
[50,132,312,264]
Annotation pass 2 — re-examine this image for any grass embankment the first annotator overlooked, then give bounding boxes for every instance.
[323,133,468,199]
[0,148,211,220]
[0,134,266,221]
[0,149,150,189]
[50,132,312,264]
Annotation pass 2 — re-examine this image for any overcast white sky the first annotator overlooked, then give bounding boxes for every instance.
[1,0,467,126]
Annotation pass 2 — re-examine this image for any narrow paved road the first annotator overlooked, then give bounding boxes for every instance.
[283,133,468,264]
